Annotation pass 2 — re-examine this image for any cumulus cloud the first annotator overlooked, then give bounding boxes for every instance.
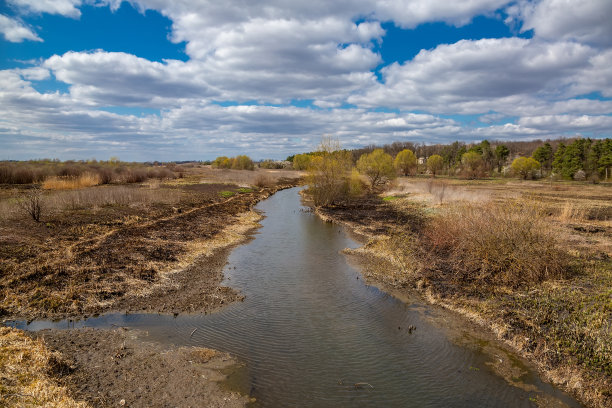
[348,37,597,114]
[507,0,612,48]
[2,0,611,159]
[7,0,83,18]
[44,51,217,107]
[373,0,510,28]
[0,14,41,42]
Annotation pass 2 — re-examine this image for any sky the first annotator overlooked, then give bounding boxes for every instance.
[0,0,611,161]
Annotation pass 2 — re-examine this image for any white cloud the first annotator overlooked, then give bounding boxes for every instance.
[518,114,612,133]
[373,0,510,28]
[43,51,217,107]
[348,38,597,114]
[0,14,41,42]
[508,0,612,47]
[7,0,83,18]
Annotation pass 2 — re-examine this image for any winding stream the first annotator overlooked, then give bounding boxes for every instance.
[11,187,583,407]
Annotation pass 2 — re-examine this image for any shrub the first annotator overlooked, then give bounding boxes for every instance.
[306,137,353,206]
[422,201,569,287]
[123,169,148,183]
[98,168,114,184]
[259,160,284,169]
[19,189,43,222]
[254,173,272,188]
[573,169,586,181]
[212,156,231,169]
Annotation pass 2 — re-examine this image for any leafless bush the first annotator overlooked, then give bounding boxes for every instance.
[19,189,43,222]
[254,174,273,188]
[423,201,569,287]
[123,168,148,183]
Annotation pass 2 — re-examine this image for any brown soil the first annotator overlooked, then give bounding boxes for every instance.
[27,327,248,408]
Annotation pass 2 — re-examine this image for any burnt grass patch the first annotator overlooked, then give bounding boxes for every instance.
[0,179,299,320]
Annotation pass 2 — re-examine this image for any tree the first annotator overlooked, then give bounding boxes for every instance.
[307,136,352,206]
[292,154,312,170]
[231,155,254,170]
[357,149,396,187]
[393,149,417,176]
[532,143,553,175]
[212,156,231,169]
[511,157,541,179]
[494,145,510,173]
[461,151,484,178]
[427,154,444,177]
[480,140,495,172]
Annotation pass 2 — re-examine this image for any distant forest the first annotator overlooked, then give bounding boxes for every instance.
[289,137,612,181]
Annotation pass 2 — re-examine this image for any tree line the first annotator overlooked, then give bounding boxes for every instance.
[289,137,612,182]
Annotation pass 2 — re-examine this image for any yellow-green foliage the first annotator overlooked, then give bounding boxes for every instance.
[511,156,541,179]
[212,156,231,169]
[427,154,444,176]
[231,155,255,170]
[394,149,417,176]
[348,168,365,198]
[307,137,353,206]
[461,151,484,178]
[292,154,312,170]
[357,149,396,187]
[212,155,254,170]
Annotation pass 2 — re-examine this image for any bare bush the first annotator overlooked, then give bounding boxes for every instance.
[423,201,569,287]
[19,189,43,222]
[254,174,272,188]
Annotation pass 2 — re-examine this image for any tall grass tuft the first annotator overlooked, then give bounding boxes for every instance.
[423,201,569,287]
[42,173,101,190]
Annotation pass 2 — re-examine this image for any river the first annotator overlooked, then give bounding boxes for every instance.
[10,187,583,407]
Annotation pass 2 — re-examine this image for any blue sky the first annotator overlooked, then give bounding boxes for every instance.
[1,0,611,161]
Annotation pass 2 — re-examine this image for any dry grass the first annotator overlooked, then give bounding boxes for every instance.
[422,201,569,287]
[42,174,101,190]
[0,327,89,407]
[389,178,491,204]
[194,166,304,187]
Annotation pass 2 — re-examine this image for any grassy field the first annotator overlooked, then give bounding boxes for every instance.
[319,177,611,408]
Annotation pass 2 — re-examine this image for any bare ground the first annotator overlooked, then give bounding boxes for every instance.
[26,327,249,408]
